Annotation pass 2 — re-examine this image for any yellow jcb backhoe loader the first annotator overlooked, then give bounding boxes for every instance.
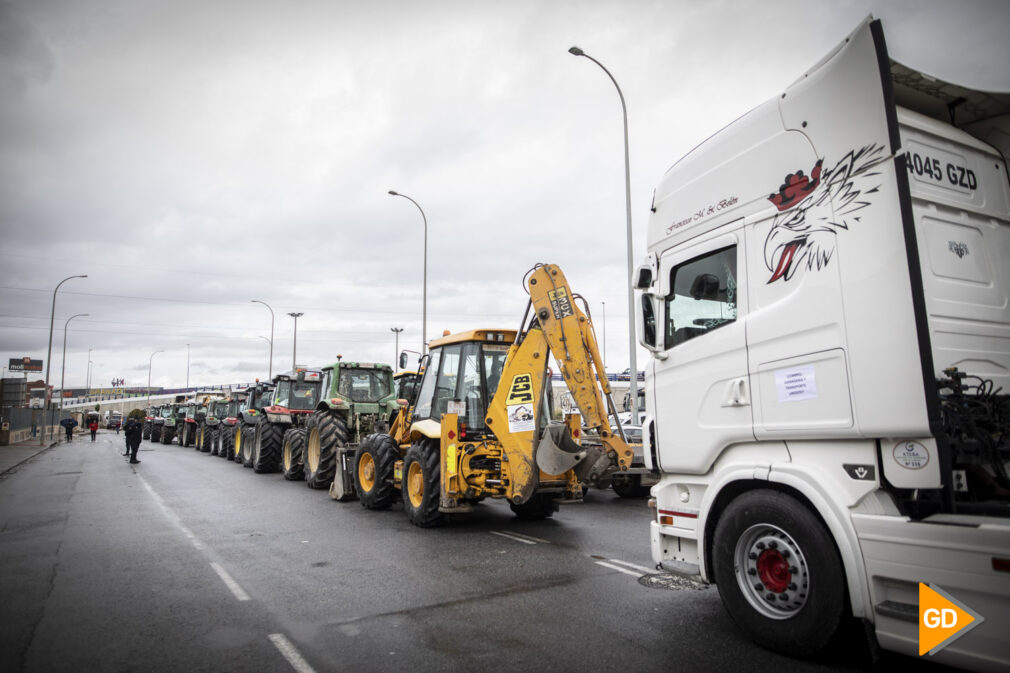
[344,263,634,526]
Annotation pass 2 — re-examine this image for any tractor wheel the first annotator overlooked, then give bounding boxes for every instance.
[240,426,256,467]
[712,490,844,656]
[282,428,306,481]
[150,425,162,443]
[220,426,235,459]
[612,475,651,498]
[253,422,285,473]
[402,441,442,527]
[162,427,175,445]
[305,411,346,489]
[355,434,399,510]
[231,425,244,462]
[194,425,203,451]
[509,493,558,520]
[142,421,151,440]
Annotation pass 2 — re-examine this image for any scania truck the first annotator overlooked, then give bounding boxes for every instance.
[636,18,1009,671]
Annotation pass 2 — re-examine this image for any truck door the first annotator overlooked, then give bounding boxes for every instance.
[652,229,754,473]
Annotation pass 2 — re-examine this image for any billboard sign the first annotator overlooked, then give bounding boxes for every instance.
[9,357,43,372]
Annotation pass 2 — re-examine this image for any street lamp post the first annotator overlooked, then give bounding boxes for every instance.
[148,350,164,408]
[43,274,87,445]
[391,327,404,371]
[186,343,190,390]
[288,313,304,370]
[59,314,88,417]
[251,300,274,379]
[568,46,638,408]
[388,191,428,355]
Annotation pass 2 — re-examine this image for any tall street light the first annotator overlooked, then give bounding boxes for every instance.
[43,274,87,445]
[388,190,428,355]
[186,343,191,390]
[568,46,639,409]
[391,327,404,370]
[288,312,304,371]
[251,299,274,379]
[59,314,88,414]
[148,350,164,407]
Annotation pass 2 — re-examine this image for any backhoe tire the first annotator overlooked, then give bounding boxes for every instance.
[355,434,399,510]
[253,422,285,473]
[612,475,650,498]
[402,441,442,527]
[509,494,558,520]
[150,425,162,443]
[712,490,844,657]
[282,428,306,481]
[305,411,346,489]
[240,425,256,467]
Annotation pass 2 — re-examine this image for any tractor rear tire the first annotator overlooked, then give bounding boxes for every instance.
[282,428,305,481]
[142,421,151,440]
[231,425,244,462]
[402,441,442,527]
[162,427,175,445]
[220,425,235,459]
[240,425,256,467]
[253,422,285,473]
[150,425,162,443]
[509,494,559,520]
[305,411,346,489]
[356,434,399,510]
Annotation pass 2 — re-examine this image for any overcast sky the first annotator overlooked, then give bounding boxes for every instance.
[2,0,1008,390]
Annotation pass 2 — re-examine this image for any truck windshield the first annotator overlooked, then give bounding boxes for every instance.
[338,369,390,402]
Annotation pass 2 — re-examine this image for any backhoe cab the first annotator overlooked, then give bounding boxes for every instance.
[351,263,634,526]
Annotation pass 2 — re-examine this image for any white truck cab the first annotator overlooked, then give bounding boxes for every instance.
[636,17,1009,670]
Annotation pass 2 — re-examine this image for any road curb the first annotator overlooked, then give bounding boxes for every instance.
[0,440,62,477]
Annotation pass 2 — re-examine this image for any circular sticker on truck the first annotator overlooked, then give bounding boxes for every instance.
[893,441,930,470]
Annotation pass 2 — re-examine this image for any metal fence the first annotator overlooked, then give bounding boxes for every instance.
[0,407,72,432]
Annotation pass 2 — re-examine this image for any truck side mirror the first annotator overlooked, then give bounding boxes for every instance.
[634,265,653,290]
[637,293,667,358]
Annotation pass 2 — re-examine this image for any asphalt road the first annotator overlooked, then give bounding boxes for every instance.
[1,431,945,673]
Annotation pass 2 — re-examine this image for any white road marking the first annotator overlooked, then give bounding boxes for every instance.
[491,531,538,545]
[211,562,251,602]
[606,558,655,574]
[137,473,254,601]
[595,561,645,578]
[269,633,318,673]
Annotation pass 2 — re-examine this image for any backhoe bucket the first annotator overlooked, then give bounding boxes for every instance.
[536,422,589,476]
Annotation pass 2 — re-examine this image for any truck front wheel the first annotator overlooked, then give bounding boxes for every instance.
[712,490,844,657]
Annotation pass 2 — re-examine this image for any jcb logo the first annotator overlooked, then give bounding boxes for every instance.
[506,374,534,404]
[918,583,983,656]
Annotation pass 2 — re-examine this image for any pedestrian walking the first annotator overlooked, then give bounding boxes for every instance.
[88,418,99,442]
[60,417,78,442]
[124,416,143,464]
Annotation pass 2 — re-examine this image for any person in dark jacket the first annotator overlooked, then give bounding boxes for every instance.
[123,417,143,464]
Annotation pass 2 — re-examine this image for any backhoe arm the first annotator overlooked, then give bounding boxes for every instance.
[526,263,634,472]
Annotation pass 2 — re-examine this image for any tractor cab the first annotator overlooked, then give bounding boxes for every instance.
[271,369,322,412]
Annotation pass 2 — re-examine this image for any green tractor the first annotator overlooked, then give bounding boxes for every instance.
[179,400,206,448]
[297,362,398,491]
[230,382,274,464]
[244,369,324,475]
[159,403,186,445]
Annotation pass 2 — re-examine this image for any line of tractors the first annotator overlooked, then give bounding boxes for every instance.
[140,264,654,526]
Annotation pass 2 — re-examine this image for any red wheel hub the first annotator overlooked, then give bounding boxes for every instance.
[756,549,791,593]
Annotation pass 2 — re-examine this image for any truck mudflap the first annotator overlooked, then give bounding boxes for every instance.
[329,446,358,502]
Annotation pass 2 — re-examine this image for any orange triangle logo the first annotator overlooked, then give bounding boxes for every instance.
[919,583,983,656]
